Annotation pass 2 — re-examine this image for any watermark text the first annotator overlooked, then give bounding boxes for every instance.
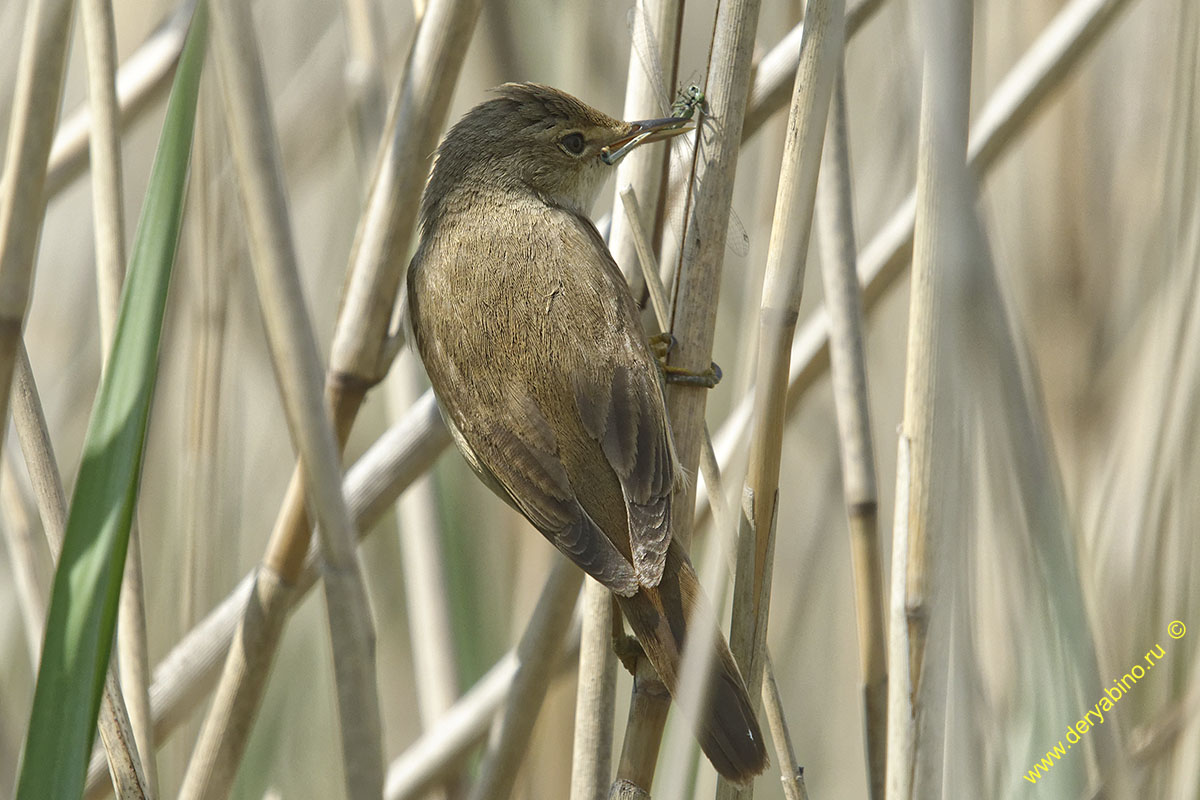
[1023,620,1185,785]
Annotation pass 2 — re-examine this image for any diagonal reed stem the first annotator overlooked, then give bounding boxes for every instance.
[180,0,383,795]
[178,0,481,795]
[469,560,583,800]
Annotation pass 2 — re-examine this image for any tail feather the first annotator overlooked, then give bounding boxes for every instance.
[616,542,768,784]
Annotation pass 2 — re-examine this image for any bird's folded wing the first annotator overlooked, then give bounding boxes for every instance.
[573,361,674,588]
[462,390,641,597]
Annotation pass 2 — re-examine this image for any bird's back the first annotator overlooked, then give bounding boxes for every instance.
[408,192,676,586]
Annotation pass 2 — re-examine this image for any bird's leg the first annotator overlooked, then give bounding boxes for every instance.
[610,595,644,676]
[649,332,723,388]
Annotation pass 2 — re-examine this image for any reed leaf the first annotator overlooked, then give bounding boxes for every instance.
[14,7,206,797]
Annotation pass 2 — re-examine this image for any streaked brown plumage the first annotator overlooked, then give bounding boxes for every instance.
[407,83,767,783]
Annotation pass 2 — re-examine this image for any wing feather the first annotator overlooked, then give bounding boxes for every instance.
[563,216,678,587]
[572,358,674,587]
[456,391,640,596]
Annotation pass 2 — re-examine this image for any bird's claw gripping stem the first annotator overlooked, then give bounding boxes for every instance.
[649,332,723,388]
[662,362,723,388]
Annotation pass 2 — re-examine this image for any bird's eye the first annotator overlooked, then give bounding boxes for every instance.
[559,132,586,156]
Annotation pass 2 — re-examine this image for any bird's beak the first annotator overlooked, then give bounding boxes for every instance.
[600,116,696,165]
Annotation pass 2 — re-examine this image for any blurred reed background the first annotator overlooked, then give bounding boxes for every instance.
[0,0,1196,797]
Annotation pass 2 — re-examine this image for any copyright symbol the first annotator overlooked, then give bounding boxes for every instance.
[1169,621,1186,639]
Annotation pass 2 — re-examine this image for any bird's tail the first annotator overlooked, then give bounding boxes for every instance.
[615,542,768,785]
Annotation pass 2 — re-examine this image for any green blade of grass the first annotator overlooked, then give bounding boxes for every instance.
[14,6,207,798]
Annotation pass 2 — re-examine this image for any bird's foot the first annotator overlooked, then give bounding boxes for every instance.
[662,362,723,388]
[649,332,723,388]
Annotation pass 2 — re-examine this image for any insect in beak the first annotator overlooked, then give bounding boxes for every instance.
[600,116,696,165]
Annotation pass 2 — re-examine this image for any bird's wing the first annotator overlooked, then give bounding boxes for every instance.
[452,387,642,597]
[572,360,674,587]
[408,205,676,594]
[567,216,677,588]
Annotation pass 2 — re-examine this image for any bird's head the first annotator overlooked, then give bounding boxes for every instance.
[422,82,694,221]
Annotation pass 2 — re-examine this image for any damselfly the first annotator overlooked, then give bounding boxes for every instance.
[626,5,750,257]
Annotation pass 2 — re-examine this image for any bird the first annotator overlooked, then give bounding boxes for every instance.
[406,82,767,784]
